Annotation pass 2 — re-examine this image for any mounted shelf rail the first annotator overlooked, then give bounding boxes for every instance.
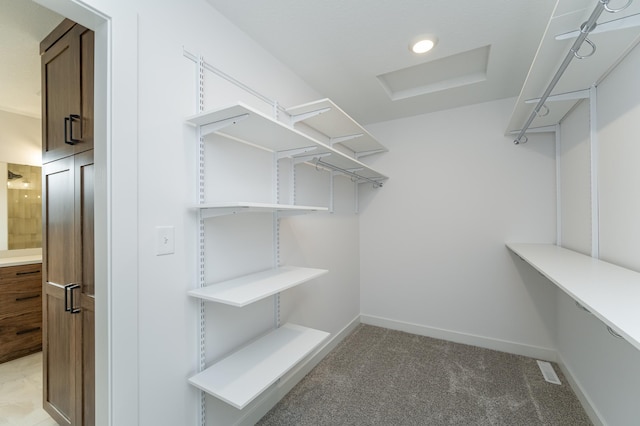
[513,0,632,144]
[186,102,388,186]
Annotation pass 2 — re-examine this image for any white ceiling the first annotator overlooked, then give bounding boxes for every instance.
[7,0,635,129]
[206,0,558,124]
[0,0,63,118]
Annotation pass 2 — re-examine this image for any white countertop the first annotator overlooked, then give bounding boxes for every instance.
[507,243,640,352]
[0,255,42,267]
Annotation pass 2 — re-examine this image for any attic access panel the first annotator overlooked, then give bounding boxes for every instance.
[377,45,490,101]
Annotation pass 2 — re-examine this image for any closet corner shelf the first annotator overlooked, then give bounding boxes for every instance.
[188,266,328,307]
[188,323,329,410]
[506,243,640,351]
[186,102,388,184]
[286,98,388,155]
[194,202,328,219]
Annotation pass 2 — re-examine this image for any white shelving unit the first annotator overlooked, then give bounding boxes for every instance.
[507,243,640,351]
[186,102,388,185]
[186,96,364,412]
[194,201,327,219]
[286,98,388,155]
[188,266,328,307]
[188,323,329,409]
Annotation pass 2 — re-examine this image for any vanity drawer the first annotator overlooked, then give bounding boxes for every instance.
[0,263,42,283]
[0,310,42,363]
[0,277,41,320]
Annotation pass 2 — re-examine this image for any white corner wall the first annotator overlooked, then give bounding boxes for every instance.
[360,98,558,359]
[556,40,640,426]
[0,110,42,166]
[558,100,591,255]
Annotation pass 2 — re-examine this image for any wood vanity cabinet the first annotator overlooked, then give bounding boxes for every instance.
[0,263,42,363]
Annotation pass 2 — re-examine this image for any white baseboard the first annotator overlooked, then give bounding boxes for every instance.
[360,314,558,362]
[556,354,605,426]
[235,315,361,426]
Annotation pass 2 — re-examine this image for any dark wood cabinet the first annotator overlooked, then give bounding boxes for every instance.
[0,263,42,363]
[41,19,95,426]
[41,19,94,164]
[42,151,95,426]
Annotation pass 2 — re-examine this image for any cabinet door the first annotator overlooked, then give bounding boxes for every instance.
[42,156,77,426]
[41,22,94,163]
[42,152,95,425]
[75,150,95,426]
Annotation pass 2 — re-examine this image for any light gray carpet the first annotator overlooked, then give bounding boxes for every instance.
[257,325,592,425]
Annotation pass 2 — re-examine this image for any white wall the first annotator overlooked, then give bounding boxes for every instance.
[0,110,42,166]
[137,2,361,425]
[360,97,558,358]
[558,101,591,255]
[556,40,640,426]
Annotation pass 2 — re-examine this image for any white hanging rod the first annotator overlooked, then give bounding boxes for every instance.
[314,158,384,188]
[525,88,591,104]
[513,0,632,145]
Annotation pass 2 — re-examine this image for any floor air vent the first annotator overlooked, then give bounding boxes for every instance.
[536,360,561,385]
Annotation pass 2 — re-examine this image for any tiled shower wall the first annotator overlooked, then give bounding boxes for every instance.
[7,164,41,250]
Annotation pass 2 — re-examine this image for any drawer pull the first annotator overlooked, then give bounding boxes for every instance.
[16,270,41,276]
[16,327,41,335]
[15,294,40,302]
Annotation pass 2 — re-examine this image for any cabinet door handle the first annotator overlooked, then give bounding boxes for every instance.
[15,294,40,302]
[16,327,41,335]
[64,283,72,312]
[64,114,81,145]
[16,270,40,276]
[67,284,81,314]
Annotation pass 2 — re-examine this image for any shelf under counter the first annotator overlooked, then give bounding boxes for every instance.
[506,243,640,351]
[188,323,329,410]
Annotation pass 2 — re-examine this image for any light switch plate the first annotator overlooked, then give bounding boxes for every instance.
[156,226,175,255]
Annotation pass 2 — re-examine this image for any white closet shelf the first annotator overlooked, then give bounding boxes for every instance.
[286,98,387,155]
[186,102,388,184]
[188,323,329,409]
[194,201,328,219]
[188,266,328,307]
[507,243,640,351]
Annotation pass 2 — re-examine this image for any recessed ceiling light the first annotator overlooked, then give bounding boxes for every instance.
[410,37,437,54]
